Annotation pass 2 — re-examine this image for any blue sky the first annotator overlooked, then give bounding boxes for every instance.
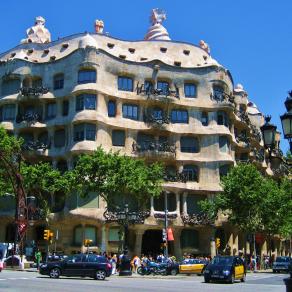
[1,0,291,152]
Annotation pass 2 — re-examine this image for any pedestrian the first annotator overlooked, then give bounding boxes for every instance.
[111,254,117,275]
[35,249,42,270]
[133,255,141,273]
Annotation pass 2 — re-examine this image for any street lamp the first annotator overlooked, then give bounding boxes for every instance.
[103,204,150,276]
[280,91,292,152]
[260,115,277,155]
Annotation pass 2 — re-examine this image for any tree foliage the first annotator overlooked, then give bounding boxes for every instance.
[70,147,164,207]
[200,163,292,237]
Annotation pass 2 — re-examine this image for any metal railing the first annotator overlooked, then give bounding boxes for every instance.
[20,86,49,97]
[136,83,179,99]
[181,212,212,225]
[16,112,42,124]
[132,141,176,154]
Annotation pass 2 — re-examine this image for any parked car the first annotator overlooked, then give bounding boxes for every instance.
[39,254,112,280]
[179,259,208,275]
[273,256,291,273]
[204,256,246,284]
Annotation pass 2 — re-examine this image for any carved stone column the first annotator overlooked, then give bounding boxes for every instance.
[175,193,180,216]
[100,225,107,253]
[173,229,182,259]
[133,230,144,256]
[182,192,187,215]
[150,197,154,216]
[228,232,234,255]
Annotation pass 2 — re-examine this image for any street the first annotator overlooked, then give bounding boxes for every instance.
[0,270,288,292]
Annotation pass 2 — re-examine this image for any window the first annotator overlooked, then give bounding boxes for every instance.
[62,100,69,116]
[144,81,153,93]
[184,83,197,97]
[186,195,204,214]
[219,136,229,153]
[54,129,66,147]
[19,133,34,144]
[180,136,200,153]
[74,226,83,245]
[182,165,199,182]
[108,100,116,117]
[137,133,155,151]
[118,76,133,92]
[171,109,188,123]
[217,111,229,127]
[109,228,120,242]
[1,104,16,121]
[76,94,96,111]
[46,103,57,119]
[32,78,42,88]
[213,85,224,101]
[53,73,64,90]
[201,112,208,126]
[112,130,125,146]
[181,229,199,248]
[2,79,20,96]
[157,81,169,95]
[74,123,96,142]
[38,132,50,148]
[78,69,96,84]
[154,193,176,212]
[57,160,68,173]
[219,164,230,179]
[122,104,139,120]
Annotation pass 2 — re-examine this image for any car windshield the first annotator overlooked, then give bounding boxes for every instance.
[276,257,290,263]
[211,257,233,266]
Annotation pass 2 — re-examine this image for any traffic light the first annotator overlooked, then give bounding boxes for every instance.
[84,239,93,246]
[216,237,221,249]
[44,229,50,240]
[49,231,54,243]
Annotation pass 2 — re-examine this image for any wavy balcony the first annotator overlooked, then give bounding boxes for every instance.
[132,141,176,158]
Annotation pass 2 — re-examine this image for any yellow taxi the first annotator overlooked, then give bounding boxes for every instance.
[179,258,208,274]
[204,256,246,283]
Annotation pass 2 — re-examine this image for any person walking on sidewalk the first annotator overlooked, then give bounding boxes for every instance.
[35,249,42,270]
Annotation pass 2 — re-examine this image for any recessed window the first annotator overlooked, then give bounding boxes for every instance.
[201,112,208,126]
[154,193,176,212]
[160,47,167,53]
[0,104,16,121]
[62,100,69,116]
[53,73,64,90]
[38,132,50,149]
[112,130,125,146]
[54,129,66,148]
[219,164,230,179]
[2,78,20,96]
[213,85,225,101]
[74,123,96,142]
[183,50,190,55]
[118,76,133,92]
[128,48,135,53]
[174,61,181,67]
[182,165,199,182]
[180,136,200,153]
[78,69,96,84]
[219,136,229,153]
[157,81,169,95]
[184,83,197,98]
[108,100,116,117]
[46,103,57,119]
[43,49,50,54]
[119,55,126,60]
[107,43,115,49]
[217,111,229,127]
[122,104,139,120]
[171,109,188,123]
[76,94,96,111]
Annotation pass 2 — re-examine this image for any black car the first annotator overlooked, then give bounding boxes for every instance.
[204,256,246,284]
[39,254,112,280]
[273,256,291,273]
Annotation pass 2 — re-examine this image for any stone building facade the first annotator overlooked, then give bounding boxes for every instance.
[0,12,287,259]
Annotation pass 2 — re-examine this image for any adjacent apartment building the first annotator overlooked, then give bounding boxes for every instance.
[0,10,287,259]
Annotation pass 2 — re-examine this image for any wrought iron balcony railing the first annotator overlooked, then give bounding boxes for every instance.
[210,92,235,105]
[153,212,178,220]
[235,110,250,124]
[143,111,170,126]
[235,133,251,148]
[20,86,49,97]
[22,140,51,152]
[250,147,265,163]
[132,141,176,154]
[136,83,179,99]
[181,212,212,225]
[250,125,262,142]
[103,209,150,224]
[16,112,43,124]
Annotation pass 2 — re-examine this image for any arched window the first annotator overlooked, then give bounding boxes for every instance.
[2,78,20,96]
[182,165,199,182]
[180,136,200,153]
[78,69,96,84]
[180,229,199,248]
[54,73,64,90]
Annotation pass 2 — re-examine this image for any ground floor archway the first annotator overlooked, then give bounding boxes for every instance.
[141,229,163,257]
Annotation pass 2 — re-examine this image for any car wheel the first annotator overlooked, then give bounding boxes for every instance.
[95,270,106,280]
[170,269,178,276]
[49,268,61,279]
[204,276,210,283]
[241,273,246,282]
[229,273,235,284]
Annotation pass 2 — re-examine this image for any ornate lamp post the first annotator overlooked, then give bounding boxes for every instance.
[280,91,292,153]
[104,204,149,276]
[260,115,277,155]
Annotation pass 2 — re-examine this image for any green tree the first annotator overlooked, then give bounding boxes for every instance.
[71,147,164,208]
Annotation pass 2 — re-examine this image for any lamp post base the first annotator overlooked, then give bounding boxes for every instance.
[119,253,132,276]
